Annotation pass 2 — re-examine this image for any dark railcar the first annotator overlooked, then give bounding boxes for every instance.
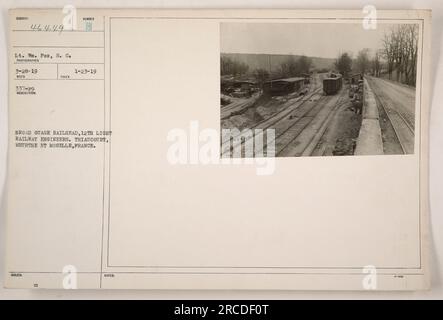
[323,75,343,95]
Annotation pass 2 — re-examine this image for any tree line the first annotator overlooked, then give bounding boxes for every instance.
[220,56,249,76]
[382,24,418,86]
[334,24,418,86]
[221,55,312,88]
[278,55,312,78]
[335,49,379,79]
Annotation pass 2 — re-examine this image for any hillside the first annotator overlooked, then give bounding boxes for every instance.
[221,53,336,73]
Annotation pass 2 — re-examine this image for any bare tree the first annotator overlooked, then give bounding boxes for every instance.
[220,56,249,77]
[279,56,297,78]
[279,55,312,78]
[355,48,371,75]
[371,50,382,77]
[393,26,406,82]
[404,24,418,86]
[335,52,353,78]
[297,55,313,75]
[381,24,418,86]
[382,32,395,79]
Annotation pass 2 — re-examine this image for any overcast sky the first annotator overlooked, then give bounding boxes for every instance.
[221,22,407,59]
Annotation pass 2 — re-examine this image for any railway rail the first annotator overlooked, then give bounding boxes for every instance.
[369,80,415,154]
[221,94,260,120]
[276,88,348,156]
[221,86,324,157]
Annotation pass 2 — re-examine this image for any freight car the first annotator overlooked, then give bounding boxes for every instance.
[323,74,343,95]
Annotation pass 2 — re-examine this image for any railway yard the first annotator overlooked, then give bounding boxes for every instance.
[220,73,416,157]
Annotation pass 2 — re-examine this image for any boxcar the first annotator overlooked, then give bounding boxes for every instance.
[323,75,343,95]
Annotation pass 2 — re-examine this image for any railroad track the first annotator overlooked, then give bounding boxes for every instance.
[300,97,350,157]
[220,77,319,120]
[393,108,414,133]
[221,94,260,119]
[369,80,415,154]
[276,88,348,157]
[221,86,324,157]
[252,87,323,130]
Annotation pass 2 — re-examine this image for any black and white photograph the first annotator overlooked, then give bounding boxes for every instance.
[1,5,438,297]
[220,22,419,157]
